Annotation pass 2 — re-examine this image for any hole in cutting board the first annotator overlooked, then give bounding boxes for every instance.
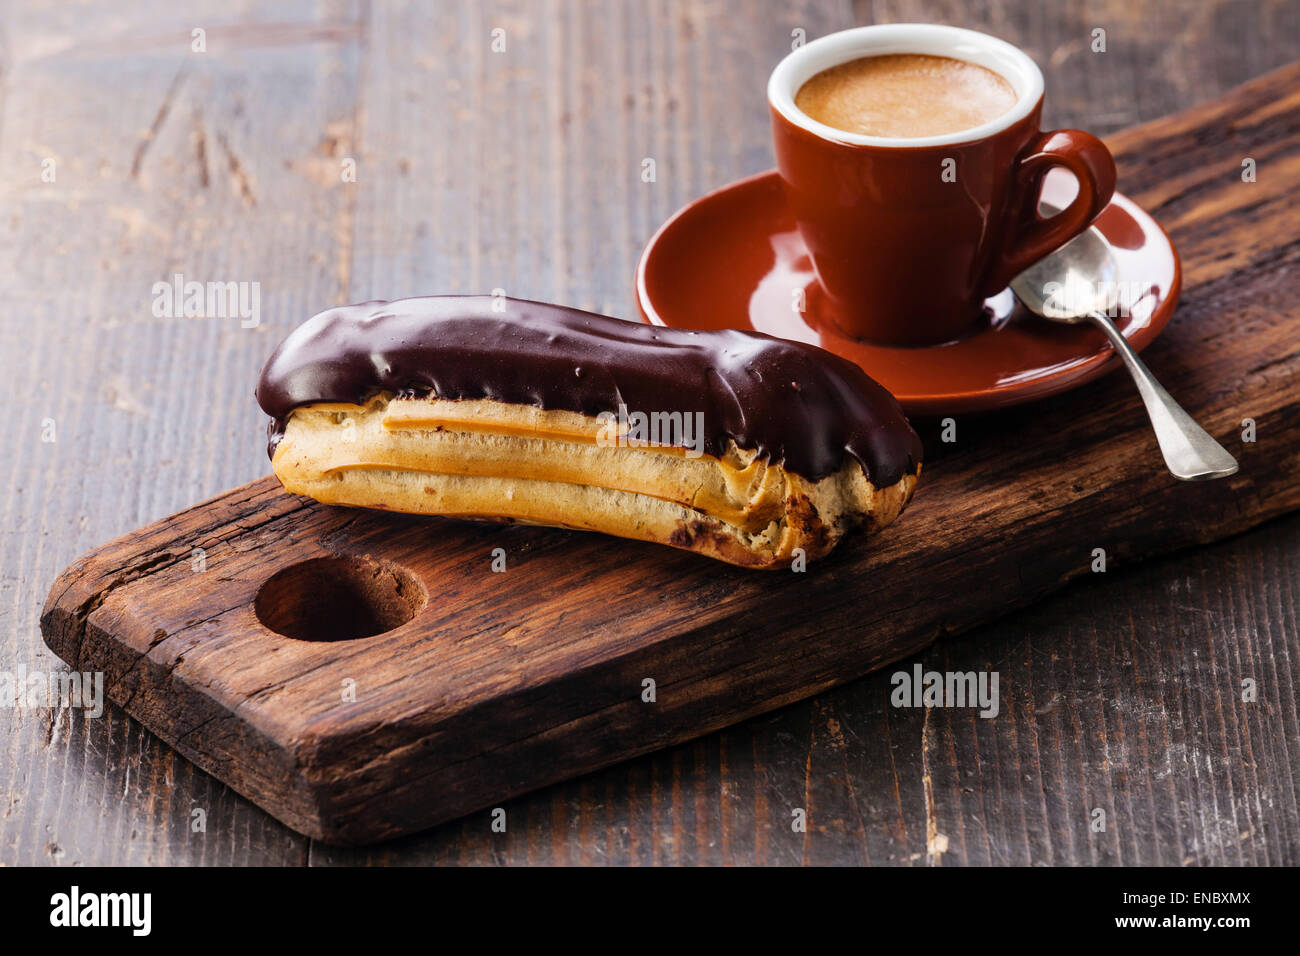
[254,555,427,642]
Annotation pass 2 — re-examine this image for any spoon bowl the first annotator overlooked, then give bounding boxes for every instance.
[1012,212,1118,322]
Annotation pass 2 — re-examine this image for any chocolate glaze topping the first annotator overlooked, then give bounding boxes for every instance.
[255,296,922,485]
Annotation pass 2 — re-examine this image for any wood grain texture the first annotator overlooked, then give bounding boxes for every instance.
[3,0,1299,864]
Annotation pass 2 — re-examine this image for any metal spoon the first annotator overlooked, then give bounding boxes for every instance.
[1010,209,1238,481]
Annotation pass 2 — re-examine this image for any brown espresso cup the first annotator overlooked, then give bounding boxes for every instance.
[769,24,1117,346]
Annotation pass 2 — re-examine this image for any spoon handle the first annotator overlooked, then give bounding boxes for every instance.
[1087,311,1238,481]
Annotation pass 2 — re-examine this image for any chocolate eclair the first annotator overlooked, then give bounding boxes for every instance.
[256,296,922,568]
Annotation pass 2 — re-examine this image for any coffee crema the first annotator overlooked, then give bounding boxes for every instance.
[794,53,1018,138]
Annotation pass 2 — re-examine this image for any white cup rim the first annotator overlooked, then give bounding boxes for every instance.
[768,23,1045,148]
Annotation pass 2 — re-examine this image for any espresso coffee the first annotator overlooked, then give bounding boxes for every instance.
[794,53,1017,138]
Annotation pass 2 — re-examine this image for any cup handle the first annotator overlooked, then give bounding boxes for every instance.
[987,129,1117,292]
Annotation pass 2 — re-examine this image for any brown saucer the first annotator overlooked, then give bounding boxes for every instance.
[636,169,1181,415]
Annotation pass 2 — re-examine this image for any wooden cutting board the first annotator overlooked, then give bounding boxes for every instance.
[41,65,1300,844]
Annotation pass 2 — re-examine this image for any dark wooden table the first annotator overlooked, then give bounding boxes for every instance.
[2,0,1297,866]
